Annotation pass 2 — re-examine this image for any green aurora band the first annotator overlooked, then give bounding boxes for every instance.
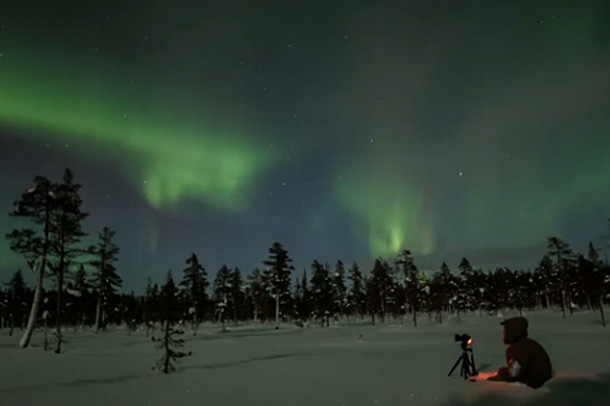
[0,55,275,213]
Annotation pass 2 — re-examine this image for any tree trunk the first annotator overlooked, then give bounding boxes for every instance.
[20,257,46,348]
[55,255,65,354]
[163,318,170,373]
[275,293,280,329]
[413,309,417,327]
[600,294,606,327]
[95,293,102,333]
[587,295,592,311]
[560,290,566,319]
[192,307,197,336]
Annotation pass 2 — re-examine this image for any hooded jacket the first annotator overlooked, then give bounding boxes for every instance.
[497,317,553,389]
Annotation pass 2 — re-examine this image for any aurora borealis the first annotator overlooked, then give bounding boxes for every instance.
[1,1,610,288]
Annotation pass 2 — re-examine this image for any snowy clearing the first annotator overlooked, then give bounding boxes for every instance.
[1,311,609,406]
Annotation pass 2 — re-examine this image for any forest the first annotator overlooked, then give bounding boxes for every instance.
[2,170,609,356]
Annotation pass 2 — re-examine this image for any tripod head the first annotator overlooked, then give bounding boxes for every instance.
[454,333,473,352]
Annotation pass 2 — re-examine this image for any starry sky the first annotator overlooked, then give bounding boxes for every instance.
[1,0,610,290]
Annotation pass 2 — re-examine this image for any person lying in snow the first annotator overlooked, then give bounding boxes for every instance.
[486,316,553,389]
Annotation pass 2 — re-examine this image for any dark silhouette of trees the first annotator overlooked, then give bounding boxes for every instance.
[310,260,332,326]
[180,253,208,335]
[547,237,573,318]
[47,169,88,354]
[214,265,232,331]
[397,250,420,326]
[331,260,347,321]
[152,272,191,373]
[246,268,267,322]
[90,227,122,333]
[5,175,54,348]
[5,270,28,336]
[347,262,366,319]
[262,242,294,329]
[229,267,245,325]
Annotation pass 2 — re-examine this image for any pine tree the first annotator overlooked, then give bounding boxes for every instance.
[5,175,54,348]
[180,253,208,335]
[310,260,332,326]
[331,260,347,320]
[46,169,88,353]
[347,262,366,319]
[90,227,122,333]
[214,265,232,330]
[152,272,191,373]
[262,242,294,329]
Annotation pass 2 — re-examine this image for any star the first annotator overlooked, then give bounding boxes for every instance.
[281,182,286,187]
[459,172,463,177]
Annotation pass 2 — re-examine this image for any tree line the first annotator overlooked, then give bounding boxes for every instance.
[2,170,610,355]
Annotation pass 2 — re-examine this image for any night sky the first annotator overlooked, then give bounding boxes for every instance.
[1,1,609,290]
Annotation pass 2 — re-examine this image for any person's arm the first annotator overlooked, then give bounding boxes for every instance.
[497,346,527,382]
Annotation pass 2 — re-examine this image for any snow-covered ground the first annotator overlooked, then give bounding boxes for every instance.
[1,311,609,406]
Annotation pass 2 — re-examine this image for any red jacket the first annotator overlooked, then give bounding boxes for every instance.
[497,317,553,389]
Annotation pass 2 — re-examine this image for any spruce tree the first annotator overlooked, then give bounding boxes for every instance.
[6,175,54,348]
[144,277,154,336]
[90,227,122,333]
[347,262,366,319]
[397,250,420,326]
[331,260,347,320]
[247,268,267,322]
[458,257,476,312]
[368,259,393,323]
[295,270,311,322]
[214,265,232,330]
[547,237,573,318]
[310,260,332,326]
[180,253,208,335]
[152,272,191,373]
[586,242,606,326]
[229,268,244,325]
[262,242,294,329]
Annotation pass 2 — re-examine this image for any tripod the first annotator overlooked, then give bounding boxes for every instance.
[448,347,478,380]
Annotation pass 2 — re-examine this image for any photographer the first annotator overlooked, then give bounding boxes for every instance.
[487,316,553,389]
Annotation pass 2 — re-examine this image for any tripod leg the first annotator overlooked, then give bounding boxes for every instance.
[461,357,468,379]
[448,354,463,377]
[469,352,478,375]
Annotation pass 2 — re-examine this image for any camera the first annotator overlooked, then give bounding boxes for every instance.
[454,333,472,345]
